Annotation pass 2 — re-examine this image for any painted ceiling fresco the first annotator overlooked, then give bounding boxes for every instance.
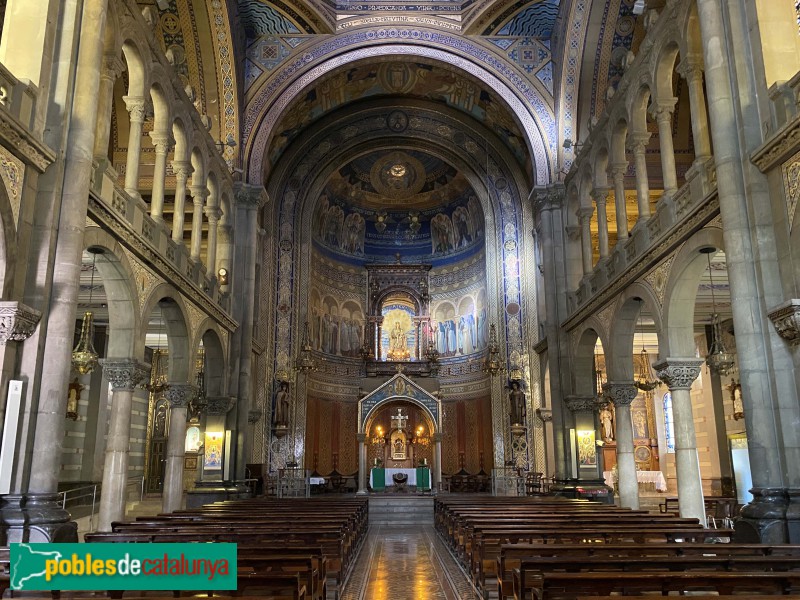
[267,59,529,170]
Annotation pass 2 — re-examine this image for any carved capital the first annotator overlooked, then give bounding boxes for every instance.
[531,184,564,216]
[149,131,175,154]
[356,433,367,443]
[536,407,553,422]
[102,55,126,81]
[203,206,223,222]
[205,395,236,415]
[564,395,597,413]
[100,359,150,392]
[247,408,263,424]
[122,96,148,123]
[591,187,610,206]
[164,383,197,408]
[171,161,193,181]
[650,99,677,123]
[626,134,651,155]
[608,163,628,182]
[0,301,41,344]
[602,382,638,407]
[652,358,703,390]
[768,299,800,345]
[233,183,269,210]
[577,207,594,225]
[190,186,209,203]
[677,54,705,82]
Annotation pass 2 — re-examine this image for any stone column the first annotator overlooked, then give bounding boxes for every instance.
[204,207,222,275]
[677,55,712,163]
[189,186,208,262]
[231,184,267,479]
[148,131,174,223]
[357,433,368,494]
[25,0,108,509]
[698,0,793,542]
[376,319,383,360]
[162,383,196,513]
[97,359,149,531]
[608,164,629,241]
[122,96,147,200]
[577,207,594,275]
[628,135,651,222]
[592,188,610,259]
[654,358,705,523]
[171,161,192,244]
[93,55,125,159]
[603,383,640,510]
[533,186,571,478]
[433,432,443,493]
[652,101,679,198]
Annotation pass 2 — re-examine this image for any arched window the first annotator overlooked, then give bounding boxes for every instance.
[663,391,675,453]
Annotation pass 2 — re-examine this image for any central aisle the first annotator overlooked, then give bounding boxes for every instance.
[342,524,480,600]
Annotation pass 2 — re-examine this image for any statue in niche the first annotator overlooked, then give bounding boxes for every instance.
[154,401,167,438]
[508,380,526,425]
[388,320,409,360]
[273,381,290,425]
[600,404,614,442]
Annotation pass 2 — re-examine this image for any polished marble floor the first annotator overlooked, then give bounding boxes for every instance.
[342,525,481,600]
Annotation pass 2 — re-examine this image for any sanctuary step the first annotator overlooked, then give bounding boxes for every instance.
[369,496,434,525]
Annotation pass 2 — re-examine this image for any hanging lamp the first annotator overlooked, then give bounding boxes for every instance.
[701,248,736,376]
[294,322,316,373]
[634,303,660,391]
[72,248,103,375]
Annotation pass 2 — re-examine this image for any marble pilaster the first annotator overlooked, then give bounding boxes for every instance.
[653,358,705,522]
[97,359,149,531]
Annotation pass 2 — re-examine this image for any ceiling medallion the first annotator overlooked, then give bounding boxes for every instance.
[387,110,409,133]
[369,151,426,201]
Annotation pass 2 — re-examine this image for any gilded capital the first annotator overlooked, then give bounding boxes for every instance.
[652,358,703,390]
[100,359,150,392]
[0,301,41,344]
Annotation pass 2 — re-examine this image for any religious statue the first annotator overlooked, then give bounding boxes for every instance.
[153,402,167,438]
[600,404,614,441]
[508,380,526,425]
[273,381,290,425]
[633,410,647,439]
[387,320,410,360]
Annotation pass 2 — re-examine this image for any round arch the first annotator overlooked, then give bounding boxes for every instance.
[607,282,664,382]
[661,227,726,357]
[195,319,227,397]
[0,174,17,298]
[244,40,555,185]
[140,285,192,382]
[572,321,607,397]
[362,396,439,437]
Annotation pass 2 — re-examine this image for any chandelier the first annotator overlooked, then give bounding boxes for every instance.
[482,324,505,377]
[593,347,606,398]
[72,248,103,375]
[701,248,736,376]
[189,348,206,421]
[143,305,170,394]
[634,306,660,392]
[294,321,316,373]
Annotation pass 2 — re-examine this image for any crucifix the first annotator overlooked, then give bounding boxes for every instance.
[391,408,408,432]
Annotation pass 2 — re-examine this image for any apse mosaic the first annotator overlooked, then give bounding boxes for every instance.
[308,288,365,358]
[311,151,485,266]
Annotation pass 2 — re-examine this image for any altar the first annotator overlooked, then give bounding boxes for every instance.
[603,469,667,492]
[370,467,417,487]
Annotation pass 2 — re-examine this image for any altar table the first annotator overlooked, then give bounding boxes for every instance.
[370,467,417,487]
[603,469,667,492]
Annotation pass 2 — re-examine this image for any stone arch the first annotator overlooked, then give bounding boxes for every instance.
[661,227,726,357]
[592,141,611,189]
[0,174,17,299]
[118,34,149,98]
[190,146,207,186]
[81,228,140,359]
[244,40,555,185]
[607,283,664,382]
[172,114,193,162]
[140,285,192,382]
[149,78,173,134]
[628,82,653,136]
[196,321,226,397]
[610,115,629,164]
[573,321,607,397]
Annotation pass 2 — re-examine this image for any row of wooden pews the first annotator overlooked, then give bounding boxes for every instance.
[435,496,800,599]
[82,497,368,599]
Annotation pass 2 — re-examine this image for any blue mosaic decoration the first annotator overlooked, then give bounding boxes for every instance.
[497,0,560,37]
[360,374,441,431]
[590,0,639,111]
[535,61,553,94]
[240,1,303,38]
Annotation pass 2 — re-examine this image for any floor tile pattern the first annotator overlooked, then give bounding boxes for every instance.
[342,525,481,600]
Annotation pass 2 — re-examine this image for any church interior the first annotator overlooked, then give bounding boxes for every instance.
[0,0,800,596]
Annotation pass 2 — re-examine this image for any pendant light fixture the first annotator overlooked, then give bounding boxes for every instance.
[701,248,736,376]
[72,248,103,375]
[634,302,659,391]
